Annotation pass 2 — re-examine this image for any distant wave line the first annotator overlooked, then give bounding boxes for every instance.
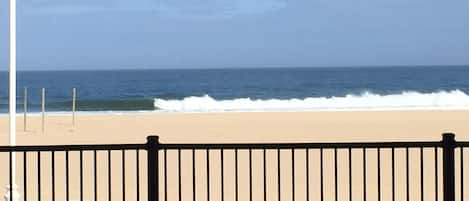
[153,90,469,112]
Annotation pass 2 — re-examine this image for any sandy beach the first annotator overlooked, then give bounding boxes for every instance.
[1,110,469,145]
[0,110,468,201]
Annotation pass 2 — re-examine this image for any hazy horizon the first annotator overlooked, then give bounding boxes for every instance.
[0,65,468,72]
[1,0,469,71]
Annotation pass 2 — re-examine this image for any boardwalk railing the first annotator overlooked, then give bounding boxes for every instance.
[0,133,468,201]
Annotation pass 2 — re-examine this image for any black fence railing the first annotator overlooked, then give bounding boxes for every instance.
[0,143,148,201]
[0,133,467,201]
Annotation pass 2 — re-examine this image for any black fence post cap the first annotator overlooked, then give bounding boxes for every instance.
[147,135,160,143]
[442,133,456,140]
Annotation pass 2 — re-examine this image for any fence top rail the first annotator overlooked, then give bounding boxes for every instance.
[0,141,443,152]
[456,142,469,147]
[2,133,464,152]
[0,143,147,152]
[158,141,443,149]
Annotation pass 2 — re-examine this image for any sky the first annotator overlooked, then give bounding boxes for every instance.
[0,0,469,70]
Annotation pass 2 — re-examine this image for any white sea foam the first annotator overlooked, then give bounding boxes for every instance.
[153,90,469,112]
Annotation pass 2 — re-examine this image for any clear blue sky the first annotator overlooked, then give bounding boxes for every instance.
[1,0,469,70]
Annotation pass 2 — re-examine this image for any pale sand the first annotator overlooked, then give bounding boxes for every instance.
[1,110,469,145]
[0,111,468,201]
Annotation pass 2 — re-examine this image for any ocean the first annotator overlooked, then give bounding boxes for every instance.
[1,66,469,113]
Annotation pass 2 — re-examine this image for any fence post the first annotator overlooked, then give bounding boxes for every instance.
[443,133,456,201]
[147,136,160,201]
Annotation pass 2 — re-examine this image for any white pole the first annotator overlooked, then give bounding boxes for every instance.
[23,87,27,132]
[72,88,76,126]
[9,0,16,146]
[7,0,19,199]
[42,88,46,133]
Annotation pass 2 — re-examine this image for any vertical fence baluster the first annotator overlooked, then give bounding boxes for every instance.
[421,147,424,201]
[108,150,111,201]
[52,151,55,201]
[80,150,84,201]
[38,151,41,201]
[278,149,282,201]
[292,148,295,201]
[136,149,140,201]
[461,147,464,201]
[250,149,253,201]
[221,149,224,201]
[164,149,167,201]
[392,148,395,201]
[363,148,366,201]
[349,148,352,201]
[435,147,438,201]
[179,149,182,201]
[235,149,239,201]
[306,149,310,201]
[24,151,27,201]
[9,152,13,201]
[66,151,70,201]
[406,147,409,201]
[207,149,210,201]
[95,150,98,201]
[320,148,324,201]
[122,150,126,201]
[335,148,338,201]
[264,149,267,201]
[193,149,196,201]
[377,148,381,201]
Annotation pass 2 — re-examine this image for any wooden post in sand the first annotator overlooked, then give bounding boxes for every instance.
[41,88,45,133]
[23,87,27,131]
[72,88,76,126]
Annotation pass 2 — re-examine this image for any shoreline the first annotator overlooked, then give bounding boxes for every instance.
[2,107,469,116]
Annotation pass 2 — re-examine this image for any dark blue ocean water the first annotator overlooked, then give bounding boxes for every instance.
[0,66,469,112]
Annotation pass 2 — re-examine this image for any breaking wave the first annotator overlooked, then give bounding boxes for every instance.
[153,90,469,112]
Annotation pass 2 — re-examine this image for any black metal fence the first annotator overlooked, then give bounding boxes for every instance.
[0,133,467,201]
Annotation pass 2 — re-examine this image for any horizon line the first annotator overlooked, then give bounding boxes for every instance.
[0,64,468,72]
